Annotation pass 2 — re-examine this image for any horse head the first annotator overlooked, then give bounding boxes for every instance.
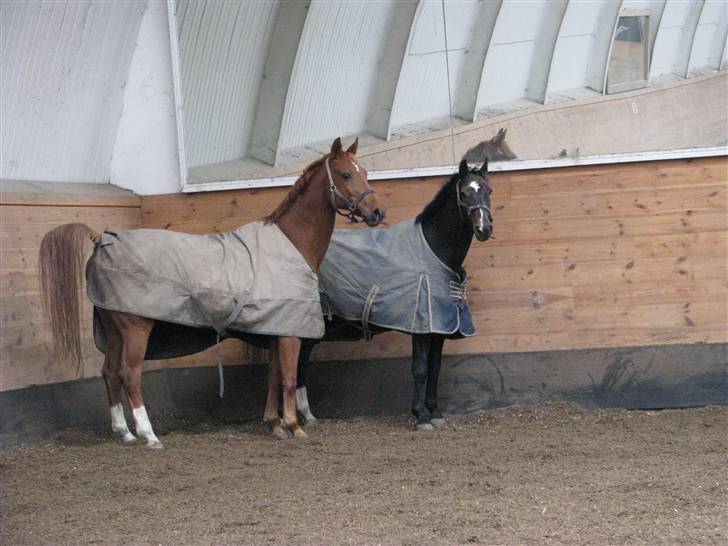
[456,158,493,242]
[326,138,385,226]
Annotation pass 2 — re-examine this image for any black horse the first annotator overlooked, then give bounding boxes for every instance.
[296,158,493,430]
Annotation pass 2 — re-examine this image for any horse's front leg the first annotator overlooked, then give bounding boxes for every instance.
[411,334,434,431]
[425,335,446,429]
[278,336,307,438]
[295,341,318,425]
[264,341,289,439]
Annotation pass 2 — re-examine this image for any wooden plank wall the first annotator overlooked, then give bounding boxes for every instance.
[0,187,145,391]
[1,157,725,391]
[142,157,728,366]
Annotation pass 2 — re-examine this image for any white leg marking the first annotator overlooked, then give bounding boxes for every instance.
[296,386,317,423]
[132,405,162,448]
[110,403,136,443]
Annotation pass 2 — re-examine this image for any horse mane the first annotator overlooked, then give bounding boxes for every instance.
[264,156,327,224]
[415,171,460,224]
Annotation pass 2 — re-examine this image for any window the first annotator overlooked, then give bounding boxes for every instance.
[607,11,650,94]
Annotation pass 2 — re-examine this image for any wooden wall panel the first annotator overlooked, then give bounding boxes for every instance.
[141,156,728,366]
[2,156,724,391]
[0,187,146,392]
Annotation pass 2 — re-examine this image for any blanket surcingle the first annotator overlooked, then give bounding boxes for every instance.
[87,221,324,359]
[318,219,476,338]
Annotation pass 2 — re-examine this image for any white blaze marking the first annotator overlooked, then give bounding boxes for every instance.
[110,403,135,442]
[132,405,161,446]
[468,180,481,192]
[353,161,361,173]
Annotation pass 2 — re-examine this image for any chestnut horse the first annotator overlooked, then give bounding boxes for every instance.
[39,138,385,447]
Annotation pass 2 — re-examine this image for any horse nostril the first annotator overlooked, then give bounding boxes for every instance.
[373,208,384,220]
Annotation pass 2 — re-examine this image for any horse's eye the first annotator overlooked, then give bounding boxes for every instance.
[340,172,351,180]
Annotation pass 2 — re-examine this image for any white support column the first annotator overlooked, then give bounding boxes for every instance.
[687,1,728,76]
[384,1,424,141]
[649,0,704,80]
[248,1,310,166]
[527,0,569,105]
[597,1,625,94]
[366,1,420,140]
[454,0,502,122]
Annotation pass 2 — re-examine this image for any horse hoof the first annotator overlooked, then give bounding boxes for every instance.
[146,441,164,449]
[431,418,446,430]
[291,427,308,439]
[304,417,318,427]
[416,423,435,432]
[121,433,137,444]
[272,427,291,440]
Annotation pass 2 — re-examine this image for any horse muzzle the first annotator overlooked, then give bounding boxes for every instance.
[364,206,386,226]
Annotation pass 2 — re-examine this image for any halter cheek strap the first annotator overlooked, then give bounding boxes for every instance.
[325,156,375,223]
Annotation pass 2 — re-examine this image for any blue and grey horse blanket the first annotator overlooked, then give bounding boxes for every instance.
[318,219,476,337]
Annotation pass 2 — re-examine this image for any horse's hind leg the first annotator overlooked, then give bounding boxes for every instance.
[98,309,136,443]
[295,341,318,425]
[111,312,162,448]
[264,341,289,439]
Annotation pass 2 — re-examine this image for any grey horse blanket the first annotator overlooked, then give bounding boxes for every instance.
[87,221,324,359]
[318,219,475,337]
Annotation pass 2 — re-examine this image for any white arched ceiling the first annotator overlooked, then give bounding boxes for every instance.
[688,0,728,75]
[276,0,415,160]
[175,0,278,169]
[0,0,145,183]
[389,0,485,133]
[475,0,568,114]
[453,0,502,122]
[248,1,310,166]
[650,0,704,79]
[546,0,611,101]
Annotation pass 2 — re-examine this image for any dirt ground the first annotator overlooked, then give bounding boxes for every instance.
[1,402,726,545]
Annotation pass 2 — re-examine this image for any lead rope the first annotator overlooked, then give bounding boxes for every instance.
[441,0,457,166]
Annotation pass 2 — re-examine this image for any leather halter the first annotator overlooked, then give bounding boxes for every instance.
[456,174,493,224]
[325,156,375,223]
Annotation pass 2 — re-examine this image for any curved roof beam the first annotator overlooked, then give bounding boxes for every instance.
[367,1,420,140]
[473,0,568,119]
[525,0,569,105]
[545,1,613,101]
[454,0,502,122]
[248,1,310,166]
[687,0,728,76]
[649,0,704,80]
[599,1,625,94]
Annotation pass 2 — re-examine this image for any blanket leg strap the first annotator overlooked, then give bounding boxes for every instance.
[216,333,224,399]
[361,285,380,341]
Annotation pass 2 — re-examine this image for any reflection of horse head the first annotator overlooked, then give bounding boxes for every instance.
[462,128,516,164]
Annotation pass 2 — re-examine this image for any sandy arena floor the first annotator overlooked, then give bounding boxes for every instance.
[1,402,726,545]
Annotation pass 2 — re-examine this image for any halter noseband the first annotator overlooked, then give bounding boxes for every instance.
[325,156,375,223]
[456,174,493,224]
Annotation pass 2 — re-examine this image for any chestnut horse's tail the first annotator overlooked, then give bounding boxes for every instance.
[39,223,99,369]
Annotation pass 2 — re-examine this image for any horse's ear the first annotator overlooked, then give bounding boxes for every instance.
[346,138,359,155]
[479,157,488,175]
[331,137,343,155]
[459,158,469,177]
